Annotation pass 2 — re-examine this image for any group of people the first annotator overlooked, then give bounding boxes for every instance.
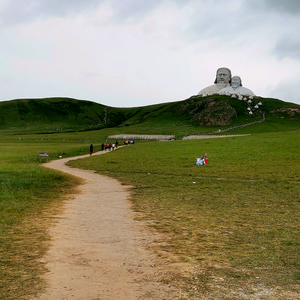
[89,141,119,155]
[195,153,208,165]
[89,139,137,155]
[103,141,118,151]
[124,140,135,145]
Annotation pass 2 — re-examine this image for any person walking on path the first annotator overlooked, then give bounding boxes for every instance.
[90,144,94,156]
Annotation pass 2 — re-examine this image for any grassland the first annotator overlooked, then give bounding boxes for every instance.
[69,130,300,299]
[0,94,300,299]
[0,138,103,300]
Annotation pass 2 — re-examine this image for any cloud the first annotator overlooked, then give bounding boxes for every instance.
[241,0,300,62]
[172,0,275,46]
[1,0,300,107]
[110,0,163,21]
[268,75,300,104]
[249,0,300,15]
[0,9,200,106]
[0,0,103,25]
[111,0,190,21]
[273,37,300,60]
[0,0,189,26]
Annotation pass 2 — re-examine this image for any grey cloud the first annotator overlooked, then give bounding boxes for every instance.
[247,0,300,15]
[111,0,163,21]
[243,0,300,62]
[0,0,189,26]
[273,37,300,60]
[269,76,300,105]
[0,0,103,25]
[110,0,188,22]
[179,0,299,44]
[182,0,300,63]
[180,1,259,42]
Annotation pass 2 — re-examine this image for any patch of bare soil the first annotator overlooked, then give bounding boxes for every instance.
[35,151,181,300]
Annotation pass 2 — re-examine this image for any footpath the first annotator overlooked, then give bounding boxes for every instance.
[37,150,179,300]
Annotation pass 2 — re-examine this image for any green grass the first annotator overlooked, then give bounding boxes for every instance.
[69,130,300,298]
[0,130,118,299]
[1,96,299,137]
[1,122,300,299]
[0,140,97,299]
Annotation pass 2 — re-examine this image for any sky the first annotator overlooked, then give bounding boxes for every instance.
[1,0,300,107]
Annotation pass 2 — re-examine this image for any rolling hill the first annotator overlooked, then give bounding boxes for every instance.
[0,95,299,136]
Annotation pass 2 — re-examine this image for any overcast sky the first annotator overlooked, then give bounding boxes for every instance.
[1,0,300,107]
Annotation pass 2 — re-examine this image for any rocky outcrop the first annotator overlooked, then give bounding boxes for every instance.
[271,107,300,119]
[191,99,238,127]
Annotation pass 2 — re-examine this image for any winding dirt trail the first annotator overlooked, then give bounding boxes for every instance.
[37,150,179,300]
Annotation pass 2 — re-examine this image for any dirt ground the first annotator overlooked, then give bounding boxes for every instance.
[36,150,181,300]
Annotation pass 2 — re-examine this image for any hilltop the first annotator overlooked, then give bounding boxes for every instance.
[0,95,299,136]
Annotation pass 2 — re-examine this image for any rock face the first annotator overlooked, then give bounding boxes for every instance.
[187,98,238,126]
[271,108,300,119]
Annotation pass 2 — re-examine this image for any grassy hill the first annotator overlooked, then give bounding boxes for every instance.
[0,95,299,136]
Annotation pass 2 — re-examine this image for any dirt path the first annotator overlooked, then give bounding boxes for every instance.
[37,150,179,300]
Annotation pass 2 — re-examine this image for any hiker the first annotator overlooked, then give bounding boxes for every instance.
[116,141,118,148]
[112,143,115,151]
[101,143,104,151]
[90,144,94,156]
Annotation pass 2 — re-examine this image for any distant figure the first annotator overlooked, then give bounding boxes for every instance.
[195,153,208,165]
[195,157,203,165]
[198,67,232,96]
[90,144,94,156]
[219,75,255,96]
[101,143,104,151]
[116,141,118,148]
[112,143,115,151]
